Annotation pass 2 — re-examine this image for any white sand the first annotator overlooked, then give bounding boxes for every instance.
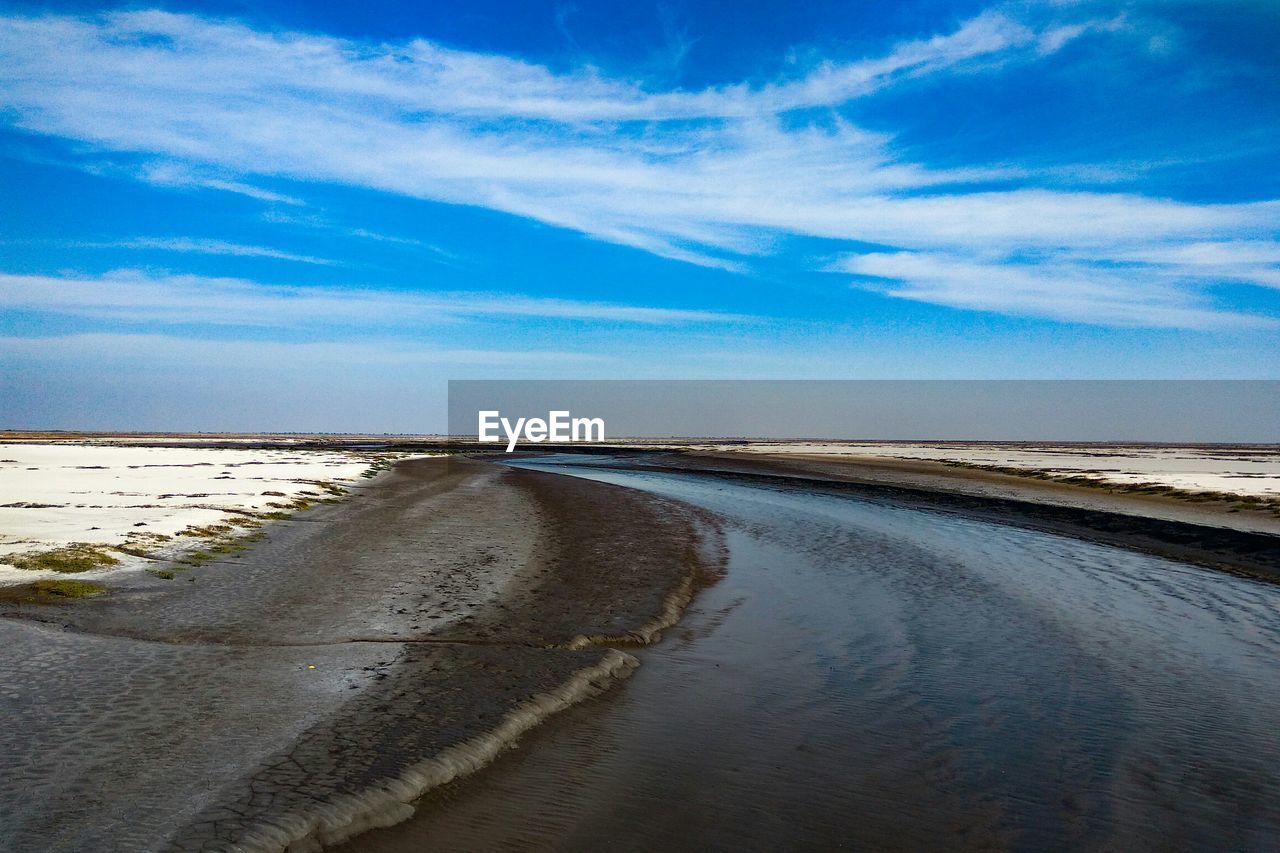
[0,444,381,584]
[722,442,1280,498]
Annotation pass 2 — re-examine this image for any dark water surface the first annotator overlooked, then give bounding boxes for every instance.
[349,457,1280,852]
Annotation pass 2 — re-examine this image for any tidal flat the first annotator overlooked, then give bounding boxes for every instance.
[0,453,721,851]
[1,442,1279,851]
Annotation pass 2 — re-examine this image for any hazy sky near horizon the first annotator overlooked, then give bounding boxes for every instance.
[1,0,1278,431]
[449,381,1280,442]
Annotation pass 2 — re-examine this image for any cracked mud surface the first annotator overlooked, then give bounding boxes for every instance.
[0,456,722,852]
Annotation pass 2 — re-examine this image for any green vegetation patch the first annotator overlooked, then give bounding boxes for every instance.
[7,544,120,574]
[0,578,106,604]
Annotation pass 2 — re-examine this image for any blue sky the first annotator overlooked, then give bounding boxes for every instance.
[1,0,1277,430]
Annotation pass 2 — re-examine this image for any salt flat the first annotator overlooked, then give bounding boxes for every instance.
[721,442,1280,498]
[0,443,377,584]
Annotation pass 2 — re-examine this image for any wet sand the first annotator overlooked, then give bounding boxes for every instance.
[0,457,721,851]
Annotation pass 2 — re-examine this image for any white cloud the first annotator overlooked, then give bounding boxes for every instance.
[1103,241,1280,288]
[0,332,599,368]
[1036,15,1126,55]
[835,251,1279,329]
[0,269,752,327]
[137,162,305,205]
[257,211,454,256]
[0,8,1275,327]
[79,237,337,266]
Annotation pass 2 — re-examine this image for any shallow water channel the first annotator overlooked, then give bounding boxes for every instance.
[349,456,1280,852]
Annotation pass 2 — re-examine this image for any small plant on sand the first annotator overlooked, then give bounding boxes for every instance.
[7,544,119,574]
[357,453,400,478]
[178,524,235,538]
[207,540,249,555]
[116,531,169,559]
[147,568,177,580]
[257,510,293,520]
[312,480,346,497]
[264,497,317,512]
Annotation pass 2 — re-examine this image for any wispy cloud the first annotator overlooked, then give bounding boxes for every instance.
[834,251,1278,329]
[0,332,599,368]
[137,162,305,206]
[0,269,753,327]
[0,8,1275,327]
[259,210,462,262]
[1104,241,1280,288]
[78,237,338,266]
